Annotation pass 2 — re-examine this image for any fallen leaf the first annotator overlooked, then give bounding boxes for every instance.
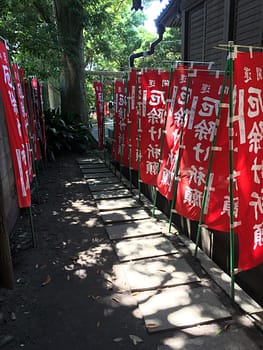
[131,292,138,296]
[129,334,143,345]
[159,269,167,273]
[224,323,231,332]
[215,329,222,335]
[112,297,119,303]
[146,323,159,329]
[41,275,51,286]
[113,337,122,343]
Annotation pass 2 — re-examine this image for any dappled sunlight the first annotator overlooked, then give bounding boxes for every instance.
[64,179,88,188]
[74,268,88,279]
[70,199,95,213]
[120,256,199,292]
[75,244,113,267]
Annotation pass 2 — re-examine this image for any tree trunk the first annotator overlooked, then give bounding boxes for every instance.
[54,0,86,120]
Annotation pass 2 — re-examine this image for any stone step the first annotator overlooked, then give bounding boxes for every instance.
[100,208,150,224]
[113,235,179,262]
[120,256,200,291]
[96,198,140,211]
[105,219,162,240]
[93,189,132,200]
[135,285,231,332]
[89,183,126,192]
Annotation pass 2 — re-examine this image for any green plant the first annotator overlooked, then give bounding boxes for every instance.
[45,109,92,160]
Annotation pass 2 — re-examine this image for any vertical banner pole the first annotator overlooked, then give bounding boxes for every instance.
[228,41,236,301]
[194,68,229,256]
[168,73,191,232]
[28,206,37,247]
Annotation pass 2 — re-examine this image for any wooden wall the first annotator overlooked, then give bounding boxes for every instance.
[182,0,263,69]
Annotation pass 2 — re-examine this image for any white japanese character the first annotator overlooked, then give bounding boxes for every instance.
[251,157,263,184]
[247,121,263,154]
[253,223,263,250]
[249,190,263,221]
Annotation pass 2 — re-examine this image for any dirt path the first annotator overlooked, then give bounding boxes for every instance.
[1,153,263,350]
[1,154,165,349]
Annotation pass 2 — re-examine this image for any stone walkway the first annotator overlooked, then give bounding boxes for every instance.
[77,153,263,349]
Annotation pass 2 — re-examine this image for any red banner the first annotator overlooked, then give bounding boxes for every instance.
[12,64,33,182]
[0,41,31,207]
[233,52,263,270]
[112,80,129,166]
[157,67,192,199]
[128,69,138,170]
[139,70,170,186]
[174,72,230,227]
[93,82,104,150]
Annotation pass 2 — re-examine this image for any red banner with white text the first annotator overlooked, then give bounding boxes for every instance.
[128,69,139,170]
[233,52,263,271]
[93,82,104,150]
[140,70,170,186]
[175,71,230,226]
[112,80,129,166]
[12,63,33,182]
[0,41,31,207]
[157,67,193,199]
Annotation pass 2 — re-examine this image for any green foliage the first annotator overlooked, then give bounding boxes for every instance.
[45,109,91,159]
[135,27,182,69]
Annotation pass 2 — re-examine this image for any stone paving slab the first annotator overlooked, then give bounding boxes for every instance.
[136,285,231,332]
[87,177,120,184]
[82,172,115,179]
[105,219,162,240]
[80,167,111,173]
[100,208,150,223]
[96,198,140,211]
[79,163,106,169]
[93,189,132,200]
[89,183,126,192]
[77,158,104,164]
[120,256,200,291]
[159,328,261,350]
[114,235,178,262]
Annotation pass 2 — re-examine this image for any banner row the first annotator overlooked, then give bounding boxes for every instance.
[0,41,46,208]
[94,52,263,272]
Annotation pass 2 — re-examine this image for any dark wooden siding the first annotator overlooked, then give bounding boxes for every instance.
[187,3,205,61]
[234,0,263,45]
[204,0,226,68]
[185,0,227,69]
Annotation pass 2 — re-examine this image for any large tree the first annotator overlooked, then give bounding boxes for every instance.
[0,0,173,118]
[0,1,139,116]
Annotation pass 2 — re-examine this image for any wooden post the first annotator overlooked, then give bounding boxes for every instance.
[0,184,14,289]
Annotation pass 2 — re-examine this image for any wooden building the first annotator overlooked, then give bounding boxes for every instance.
[157,0,263,69]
